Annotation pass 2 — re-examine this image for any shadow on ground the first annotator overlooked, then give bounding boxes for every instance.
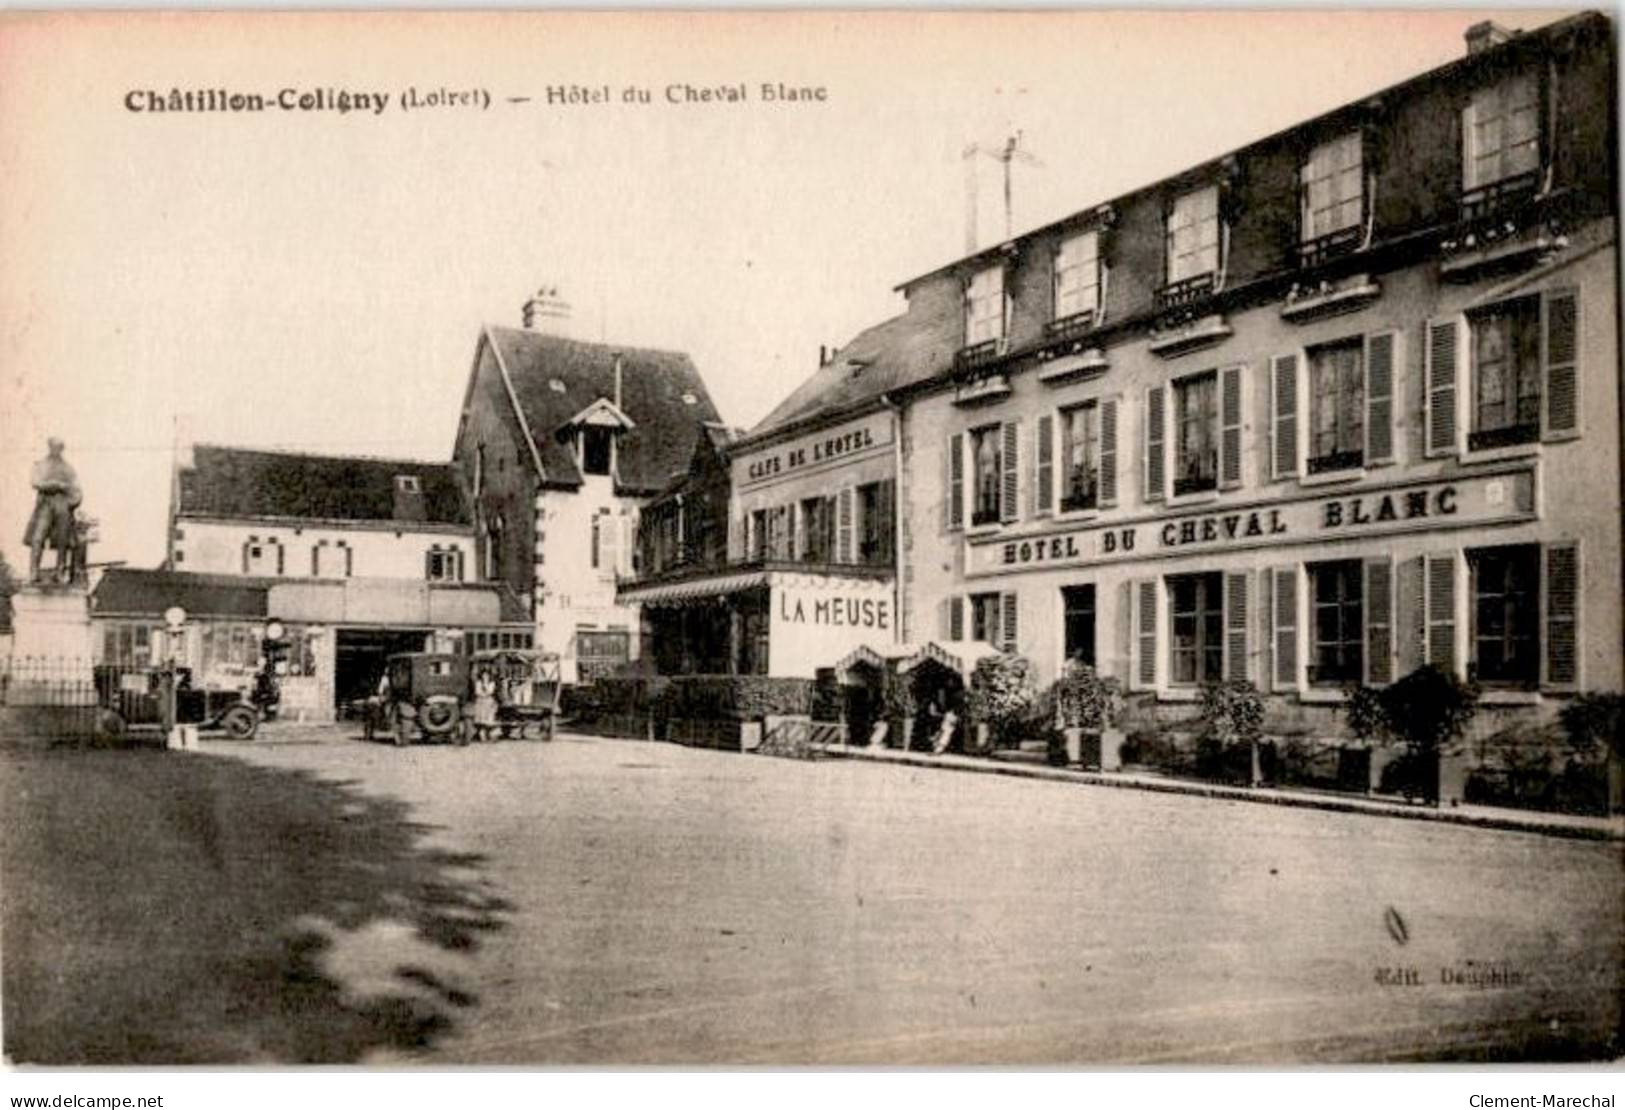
[1,746,512,1064]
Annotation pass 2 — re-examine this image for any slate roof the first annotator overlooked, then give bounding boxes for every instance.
[93,568,273,619]
[749,313,945,439]
[484,327,723,494]
[177,446,469,526]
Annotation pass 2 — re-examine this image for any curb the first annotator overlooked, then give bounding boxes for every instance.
[813,744,1625,843]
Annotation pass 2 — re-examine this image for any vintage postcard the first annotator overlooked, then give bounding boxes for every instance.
[0,10,1620,1069]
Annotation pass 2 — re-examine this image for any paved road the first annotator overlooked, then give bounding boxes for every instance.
[4,730,1620,1064]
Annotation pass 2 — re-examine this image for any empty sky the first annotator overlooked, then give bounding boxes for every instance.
[0,9,1572,572]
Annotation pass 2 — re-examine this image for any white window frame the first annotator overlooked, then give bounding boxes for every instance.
[1053,230,1101,323]
[1464,71,1541,192]
[964,264,1007,346]
[1165,186,1220,285]
[1300,132,1365,245]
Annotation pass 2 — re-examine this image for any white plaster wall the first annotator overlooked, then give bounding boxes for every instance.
[174,519,474,582]
[533,476,643,683]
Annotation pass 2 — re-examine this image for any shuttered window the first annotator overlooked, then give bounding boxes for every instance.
[1542,289,1579,440]
[1000,420,1021,524]
[942,596,966,642]
[836,486,855,563]
[970,592,1002,646]
[1308,560,1363,686]
[1034,414,1055,517]
[1099,398,1119,507]
[1001,592,1019,653]
[1469,544,1540,688]
[1224,571,1250,681]
[1144,386,1167,502]
[971,425,1002,526]
[1063,585,1096,667]
[1308,339,1364,473]
[1169,572,1224,685]
[1173,372,1219,496]
[1219,366,1244,490]
[1060,403,1099,512]
[1468,295,1542,450]
[1425,553,1458,674]
[1425,318,1461,457]
[1132,579,1159,690]
[1364,557,1394,686]
[1272,566,1299,691]
[1271,353,1300,480]
[1364,331,1397,465]
[946,433,964,531]
[1542,541,1580,690]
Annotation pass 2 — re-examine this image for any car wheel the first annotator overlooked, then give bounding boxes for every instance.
[220,705,258,740]
[95,708,128,746]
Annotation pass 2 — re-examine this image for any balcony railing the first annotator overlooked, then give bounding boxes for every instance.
[954,336,1008,374]
[1156,272,1216,314]
[1296,225,1363,269]
[1306,449,1364,475]
[1173,473,1217,497]
[1060,477,1099,514]
[1467,422,1539,453]
[1044,309,1096,344]
[1460,169,1541,224]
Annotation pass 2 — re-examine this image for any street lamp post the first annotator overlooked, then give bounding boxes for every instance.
[162,606,187,744]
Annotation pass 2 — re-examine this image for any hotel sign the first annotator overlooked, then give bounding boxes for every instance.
[966,469,1535,578]
[736,411,893,489]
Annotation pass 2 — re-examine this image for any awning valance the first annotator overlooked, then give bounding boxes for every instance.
[617,570,770,607]
[832,641,917,680]
[896,639,1004,677]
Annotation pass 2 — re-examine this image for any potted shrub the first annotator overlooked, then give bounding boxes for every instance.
[1343,665,1480,806]
[1559,693,1624,815]
[967,653,1035,756]
[1197,679,1266,785]
[881,668,918,751]
[1051,661,1124,768]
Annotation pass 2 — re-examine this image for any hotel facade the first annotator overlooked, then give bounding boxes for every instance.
[885,15,1620,740]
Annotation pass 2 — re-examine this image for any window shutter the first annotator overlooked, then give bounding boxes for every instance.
[1035,414,1054,517]
[1364,557,1394,686]
[836,486,854,563]
[1542,541,1580,689]
[1424,318,1461,457]
[1272,566,1298,691]
[275,543,284,576]
[1000,419,1020,523]
[1224,571,1249,681]
[1542,289,1579,441]
[1397,556,1427,678]
[1099,397,1119,507]
[1365,331,1396,465]
[1424,553,1457,674]
[1219,366,1244,490]
[946,433,964,531]
[1271,353,1299,480]
[1144,386,1166,502]
[938,598,951,640]
[1131,579,1159,691]
[600,514,621,577]
[948,596,965,642]
[1001,592,1019,653]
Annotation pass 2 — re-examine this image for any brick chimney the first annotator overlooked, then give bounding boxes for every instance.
[522,285,572,335]
[1465,20,1514,56]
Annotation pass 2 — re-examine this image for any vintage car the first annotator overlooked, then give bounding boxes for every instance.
[466,649,562,741]
[92,665,260,740]
[365,652,469,746]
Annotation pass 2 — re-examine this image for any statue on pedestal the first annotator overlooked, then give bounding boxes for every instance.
[24,438,86,586]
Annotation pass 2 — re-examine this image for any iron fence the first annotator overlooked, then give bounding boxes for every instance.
[0,658,157,744]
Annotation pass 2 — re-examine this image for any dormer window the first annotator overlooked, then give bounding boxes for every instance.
[1053,230,1100,325]
[581,426,613,476]
[1299,132,1365,265]
[394,475,421,494]
[1166,186,1220,287]
[964,264,1006,346]
[1464,71,1541,196]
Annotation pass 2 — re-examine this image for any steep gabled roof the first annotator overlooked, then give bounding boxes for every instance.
[177,446,468,526]
[484,327,723,494]
[748,313,945,439]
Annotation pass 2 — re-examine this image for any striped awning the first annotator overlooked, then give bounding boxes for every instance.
[897,639,1004,676]
[616,570,770,607]
[832,641,918,680]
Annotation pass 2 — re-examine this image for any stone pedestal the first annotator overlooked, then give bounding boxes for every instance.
[5,585,96,706]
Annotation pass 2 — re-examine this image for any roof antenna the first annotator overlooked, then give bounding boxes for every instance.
[963,130,1044,248]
